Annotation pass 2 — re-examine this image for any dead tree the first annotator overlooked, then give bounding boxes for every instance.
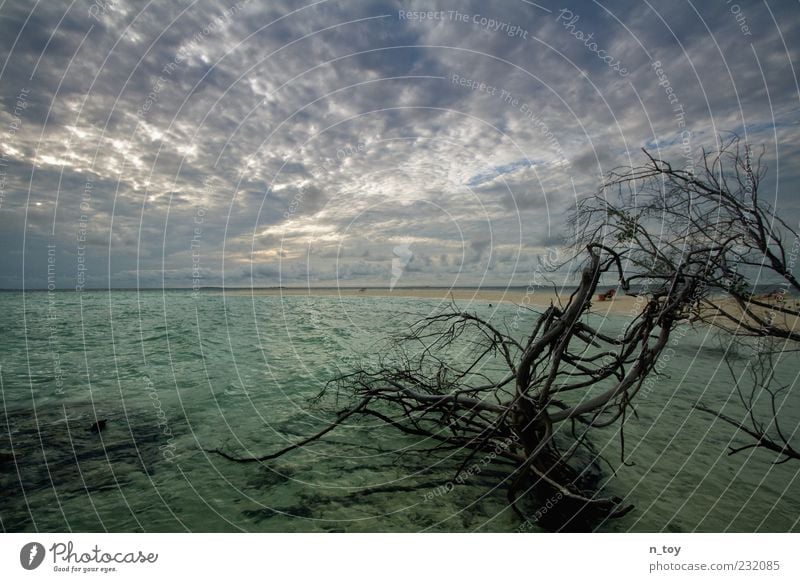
[211,243,704,530]
[578,135,800,464]
[211,137,797,528]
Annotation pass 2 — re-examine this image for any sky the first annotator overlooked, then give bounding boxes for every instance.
[0,0,798,289]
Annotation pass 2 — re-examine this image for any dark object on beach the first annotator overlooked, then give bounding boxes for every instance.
[488,303,493,307]
[88,420,107,433]
[596,289,616,301]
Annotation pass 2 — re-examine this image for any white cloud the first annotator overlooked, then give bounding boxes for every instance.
[0,0,797,288]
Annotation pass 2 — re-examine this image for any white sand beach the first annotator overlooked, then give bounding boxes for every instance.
[224,286,643,316]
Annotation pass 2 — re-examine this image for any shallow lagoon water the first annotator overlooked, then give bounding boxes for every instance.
[1,290,798,532]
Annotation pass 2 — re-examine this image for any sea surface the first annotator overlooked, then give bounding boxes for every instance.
[1,290,799,532]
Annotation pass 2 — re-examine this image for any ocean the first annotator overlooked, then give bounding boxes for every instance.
[1,290,798,532]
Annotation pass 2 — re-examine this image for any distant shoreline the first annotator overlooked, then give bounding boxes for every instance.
[1,285,574,291]
[5,286,799,326]
[211,286,642,316]
[7,284,796,294]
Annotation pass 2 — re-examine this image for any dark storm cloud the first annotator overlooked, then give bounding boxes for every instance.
[0,0,798,288]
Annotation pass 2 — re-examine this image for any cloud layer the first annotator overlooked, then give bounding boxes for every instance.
[1,0,798,289]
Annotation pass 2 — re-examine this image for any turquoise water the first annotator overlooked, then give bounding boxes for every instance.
[1,290,798,532]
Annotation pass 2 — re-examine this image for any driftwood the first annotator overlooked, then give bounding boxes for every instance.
[211,244,704,530]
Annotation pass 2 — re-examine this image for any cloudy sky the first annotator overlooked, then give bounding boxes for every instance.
[1,0,798,289]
